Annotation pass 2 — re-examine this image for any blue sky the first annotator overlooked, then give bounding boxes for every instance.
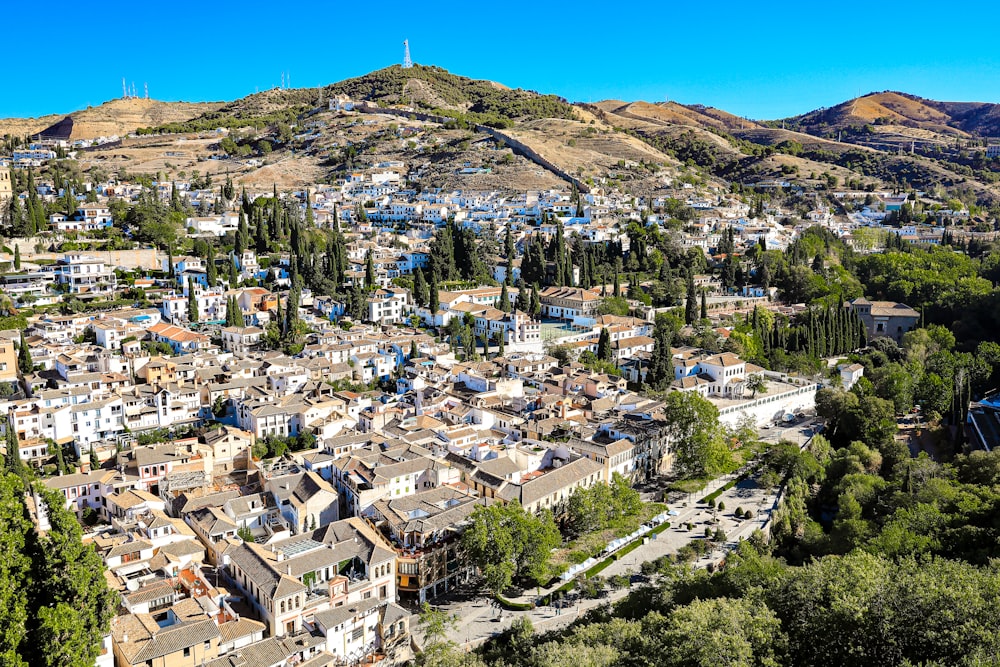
[3,0,999,121]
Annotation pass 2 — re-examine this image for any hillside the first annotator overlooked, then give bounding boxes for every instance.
[9,69,1000,205]
[601,100,762,133]
[324,65,577,125]
[0,98,223,141]
[784,91,1000,137]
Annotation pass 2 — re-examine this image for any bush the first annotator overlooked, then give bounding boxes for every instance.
[640,560,657,576]
[735,506,744,518]
[718,502,726,511]
[704,527,712,538]
[494,593,533,611]
[745,509,754,519]
[578,576,606,599]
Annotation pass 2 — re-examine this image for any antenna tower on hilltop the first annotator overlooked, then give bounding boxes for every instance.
[144,82,149,99]
[122,77,128,99]
[403,40,412,69]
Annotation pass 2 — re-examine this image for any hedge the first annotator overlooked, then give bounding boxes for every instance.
[494,593,533,611]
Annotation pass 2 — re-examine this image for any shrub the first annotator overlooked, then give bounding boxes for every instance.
[718,502,726,511]
[735,506,744,518]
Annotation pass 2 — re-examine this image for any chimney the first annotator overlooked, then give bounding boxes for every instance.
[286,564,292,575]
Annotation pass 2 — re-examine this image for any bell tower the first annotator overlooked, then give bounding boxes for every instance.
[0,167,12,204]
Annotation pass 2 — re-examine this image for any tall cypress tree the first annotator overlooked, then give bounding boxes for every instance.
[647,316,675,390]
[206,245,217,287]
[235,210,248,256]
[285,285,300,338]
[685,274,697,324]
[413,268,429,308]
[700,291,708,320]
[597,327,612,361]
[364,250,376,289]
[17,330,31,374]
[428,271,440,318]
[499,283,511,313]
[13,245,20,271]
[187,277,197,322]
[529,283,541,318]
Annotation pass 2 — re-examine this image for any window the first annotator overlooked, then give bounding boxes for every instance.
[183,647,191,658]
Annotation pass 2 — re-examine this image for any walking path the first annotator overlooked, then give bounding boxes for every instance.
[417,423,819,651]
[419,467,786,650]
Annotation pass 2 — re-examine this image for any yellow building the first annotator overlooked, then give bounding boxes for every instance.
[0,167,11,204]
[0,337,18,383]
[111,602,221,667]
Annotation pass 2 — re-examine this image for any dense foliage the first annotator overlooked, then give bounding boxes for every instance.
[0,473,116,666]
[326,65,577,127]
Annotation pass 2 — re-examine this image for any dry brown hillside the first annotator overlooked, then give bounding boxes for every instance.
[788,92,975,137]
[597,100,762,132]
[0,98,223,141]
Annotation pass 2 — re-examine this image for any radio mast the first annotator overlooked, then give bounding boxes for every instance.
[403,40,412,69]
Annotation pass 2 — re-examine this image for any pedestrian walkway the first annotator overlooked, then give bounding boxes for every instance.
[418,455,799,652]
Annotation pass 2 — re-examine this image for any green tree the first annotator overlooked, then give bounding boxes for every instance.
[28,486,118,666]
[365,250,376,289]
[745,373,767,398]
[17,331,31,375]
[0,473,32,666]
[187,277,198,322]
[413,268,429,309]
[661,391,731,477]
[12,245,20,271]
[597,327,612,362]
[646,313,676,390]
[205,245,217,287]
[685,274,698,324]
[597,297,629,317]
[657,596,784,667]
[428,271,440,319]
[462,502,560,593]
[499,283,511,313]
[285,285,300,338]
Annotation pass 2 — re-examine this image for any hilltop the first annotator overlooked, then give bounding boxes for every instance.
[0,98,223,141]
[783,91,1000,137]
[323,64,577,126]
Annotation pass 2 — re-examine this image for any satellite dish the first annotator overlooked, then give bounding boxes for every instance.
[126,580,139,591]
